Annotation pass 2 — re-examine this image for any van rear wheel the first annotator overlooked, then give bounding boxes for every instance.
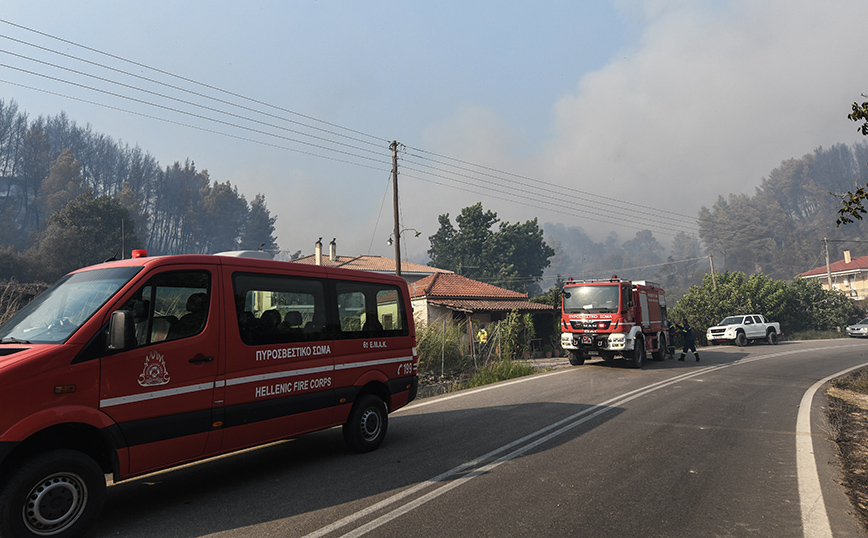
[343,394,388,453]
[0,449,106,538]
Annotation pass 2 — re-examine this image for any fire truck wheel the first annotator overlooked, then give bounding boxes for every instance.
[651,333,665,361]
[568,351,585,366]
[0,449,106,538]
[343,394,389,453]
[630,338,645,368]
[735,331,748,347]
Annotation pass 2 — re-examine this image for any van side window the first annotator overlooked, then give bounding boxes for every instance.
[335,281,407,337]
[233,273,327,345]
[121,271,211,346]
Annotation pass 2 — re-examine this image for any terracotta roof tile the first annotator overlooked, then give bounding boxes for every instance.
[800,254,868,277]
[425,298,555,313]
[294,254,452,274]
[408,273,528,299]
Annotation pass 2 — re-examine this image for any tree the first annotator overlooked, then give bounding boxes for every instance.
[427,202,554,293]
[17,124,51,238]
[836,95,868,225]
[670,271,860,345]
[195,180,249,253]
[38,149,87,220]
[27,193,138,281]
[240,193,278,252]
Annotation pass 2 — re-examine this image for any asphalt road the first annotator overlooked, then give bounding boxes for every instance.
[92,339,868,538]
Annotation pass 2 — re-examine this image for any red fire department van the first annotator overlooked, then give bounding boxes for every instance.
[560,277,668,368]
[0,251,418,538]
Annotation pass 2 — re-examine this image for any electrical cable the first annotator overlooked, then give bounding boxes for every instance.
[0,19,390,145]
[0,33,387,151]
[404,145,695,223]
[0,78,391,172]
[0,18,703,240]
[0,65,390,167]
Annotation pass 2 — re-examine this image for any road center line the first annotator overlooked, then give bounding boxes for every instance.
[307,343,863,537]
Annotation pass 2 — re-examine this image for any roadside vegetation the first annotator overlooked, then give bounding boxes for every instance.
[826,367,868,532]
[415,312,543,397]
[671,271,863,346]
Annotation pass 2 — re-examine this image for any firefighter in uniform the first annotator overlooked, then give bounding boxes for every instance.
[675,319,700,362]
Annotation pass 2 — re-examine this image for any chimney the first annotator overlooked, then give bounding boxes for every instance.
[329,238,337,262]
[845,250,852,264]
[315,237,322,265]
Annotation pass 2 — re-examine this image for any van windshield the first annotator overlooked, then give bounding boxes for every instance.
[0,266,141,345]
[563,284,620,313]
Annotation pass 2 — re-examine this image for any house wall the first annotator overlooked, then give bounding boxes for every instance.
[806,271,868,300]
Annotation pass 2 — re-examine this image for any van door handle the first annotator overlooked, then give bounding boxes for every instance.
[189,356,214,363]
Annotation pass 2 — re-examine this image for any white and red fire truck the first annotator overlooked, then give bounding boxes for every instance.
[560,277,669,368]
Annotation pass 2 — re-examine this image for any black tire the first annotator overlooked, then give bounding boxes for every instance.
[0,449,106,538]
[735,331,748,347]
[651,333,665,361]
[568,351,585,366]
[629,337,645,368]
[767,331,779,345]
[343,394,388,453]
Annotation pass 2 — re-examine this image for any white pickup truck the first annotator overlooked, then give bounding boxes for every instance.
[706,314,782,346]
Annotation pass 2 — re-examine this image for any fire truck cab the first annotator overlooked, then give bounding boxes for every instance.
[560,277,669,368]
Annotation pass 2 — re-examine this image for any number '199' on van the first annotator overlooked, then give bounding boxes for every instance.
[0,250,418,538]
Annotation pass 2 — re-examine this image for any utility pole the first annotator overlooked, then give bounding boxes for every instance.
[709,254,717,290]
[391,141,401,277]
[824,237,832,290]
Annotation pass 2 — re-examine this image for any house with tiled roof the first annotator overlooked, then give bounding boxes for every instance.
[799,250,868,299]
[408,272,555,327]
[292,239,452,284]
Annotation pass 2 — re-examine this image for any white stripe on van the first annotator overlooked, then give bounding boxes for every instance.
[100,382,215,408]
[99,354,416,407]
[335,355,414,370]
[225,364,335,387]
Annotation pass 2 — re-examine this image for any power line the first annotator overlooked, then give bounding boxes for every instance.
[0,78,391,172]
[399,159,696,232]
[0,19,700,240]
[0,64,390,167]
[0,19,390,145]
[404,145,696,225]
[401,170,689,236]
[0,31,387,151]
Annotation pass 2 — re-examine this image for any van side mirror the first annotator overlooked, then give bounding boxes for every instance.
[108,310,136,351]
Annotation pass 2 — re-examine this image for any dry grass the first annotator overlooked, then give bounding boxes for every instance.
[827,369,868,532]
[0,280,48,325]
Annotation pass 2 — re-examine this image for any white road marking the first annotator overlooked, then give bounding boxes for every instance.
[304,342,864,537]
[797,362,868,538]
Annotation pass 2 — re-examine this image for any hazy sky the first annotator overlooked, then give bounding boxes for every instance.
[1,0,864,262]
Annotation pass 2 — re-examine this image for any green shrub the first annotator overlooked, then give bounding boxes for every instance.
[416,317,472,376]
[461,359,536,389]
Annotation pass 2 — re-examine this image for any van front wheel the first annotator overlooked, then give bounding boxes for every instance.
[0,449,106,538]
[343,394,388,453]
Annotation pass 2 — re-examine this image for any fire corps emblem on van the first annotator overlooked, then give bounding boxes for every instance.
[138,350,171,386]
